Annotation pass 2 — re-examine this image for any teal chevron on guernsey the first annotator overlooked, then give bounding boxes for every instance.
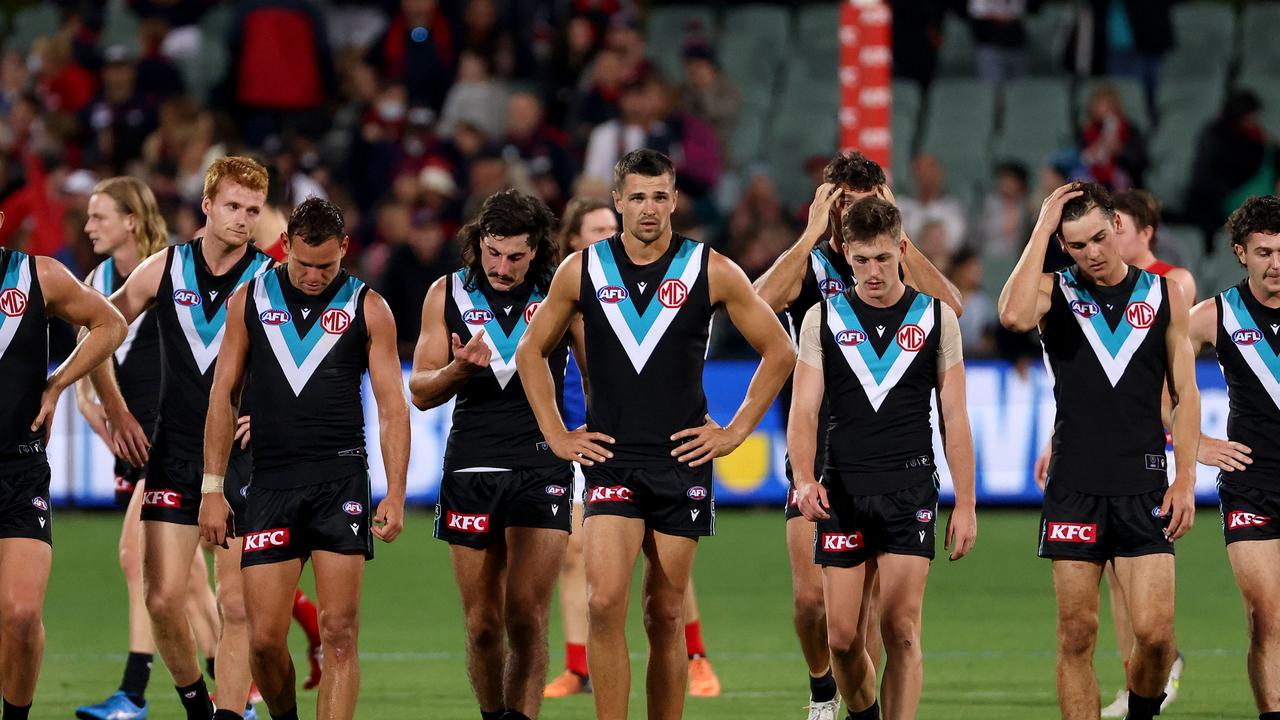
[169,243,272,373]
[0,250,32,360]
[449,270,543,389]
[825,291,935,411]
[810,248,846,297]
[1056,268,1163,387]
[255,271,364,396]
[1221,286,1280,410]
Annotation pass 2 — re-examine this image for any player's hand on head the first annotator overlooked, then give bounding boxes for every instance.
[373,496,404,543]
[549,424,615,466]
[875,183,897,207]
[794,480,829,521]
[670,415,744,467]
[1160,479,1196,541]
[235,415,251,450]
[805,183,842,239]
[946,506,977,561]
[198,492,232,549]
[451,331,492,373]
[106,404,150,468]
[1197,436,1251,472]
[1032,184,1085,236]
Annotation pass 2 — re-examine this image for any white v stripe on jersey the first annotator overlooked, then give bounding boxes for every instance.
[1221,294,1280,411]
[0,258,32,361]
[586,245,704,373]
[255,278,362,396]
[1057,273,1163,387]
[825,294,935,412]
[451,274,519,389]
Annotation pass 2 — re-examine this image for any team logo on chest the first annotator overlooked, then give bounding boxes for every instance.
[260,309,291,325]
[169,244,272,373]
[1221,287,1280,411]
[255,271,363,396]
[826,292,935,412]
[811,250,849,298]
[1057,269,1164,388]
[0,253,34,360]
[585,239,704,374]
[0,288,28,317]
[1233,328,1262,346]
[450,270,542,390]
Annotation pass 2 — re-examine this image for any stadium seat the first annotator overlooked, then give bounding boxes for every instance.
[891,81,922,194]
[723,4,790,51]
[1158,223,1204,276]
[790,4,838,86]
[920,79,995,199]
[794,3,839,45]
[7,4,59,55]
[980,249,1018,299]
[718,32,782,110]
[729,100,770,170]
[1024,3,1073,76]
[1241,3,1280,75]
[1145,108,1203,217]
[994,77,1072,171]
[646,5,718,82]
[1160,48,1228,82]
[767,110,837,207]
[1171,2,1237,59]
[1201,232,1247,294]
[1156,76,1225,124]
[936,13,975,77]
[1075,76,1151,132]
[1234,72,1280,139]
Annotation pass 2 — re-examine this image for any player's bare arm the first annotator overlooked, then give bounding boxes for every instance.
[1162,281,1201,540]
[998,184,1084,332]
[1188,297,1251,471]
[515,251,615,464]
[35,256,128,446]
[672,251,796,467]
[937,314,977,561]
[568,314,590,400]
[365,289,409,543]
[408,277,491,409]
[74,267,116,449]
[787,319,828,521]
[753,183,842,312]
[198,284,250,549]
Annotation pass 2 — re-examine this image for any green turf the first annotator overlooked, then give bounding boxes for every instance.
[35,508,1253,718]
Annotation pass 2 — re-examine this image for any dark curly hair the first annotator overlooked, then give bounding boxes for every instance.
[823,151,886,192]
[459,189,560,293]
[1057,181,1115,240]
[1113,189,1161,250]
[287,197,345,246]
[842,197,901,245]
[1227,195,1280,254]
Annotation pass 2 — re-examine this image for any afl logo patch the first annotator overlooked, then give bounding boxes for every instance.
[0,288,27,317]
[259,309,291,325]
[896,324,926,352]
[1126,301,1155,329]
[172,289,201,307]
[597,286,628,303]
[463,308,493,325]
[342,501,363,515]
[31,497,48,511]
[819,278,845,297]
[524,301,541,324]
[915,508,933,522]
[321,308,352,334]
[687,485,708,500]
[1233,328,1263,346]
[544,485,567,497]
[836,329,867,346]
[1070,300,1099,318]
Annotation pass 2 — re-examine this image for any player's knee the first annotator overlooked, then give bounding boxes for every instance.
[1056,615,1098,658]
[792,585,826,624]
[881,612,920,652]
[641,593,683,637]
[464,605,504,650]
[217,588,248,626]
[0,600,42,641]
[118,540,142,581]
[319,608,359,657]
[249,630,287,665]
[144,582,187,623]
[587,588,627,625]
[1131,620,1174,656]
[826,620,864,657]
[506,605,548,647]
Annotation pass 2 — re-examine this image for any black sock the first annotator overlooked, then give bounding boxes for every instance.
[2,700,31,720]
[205,657,216,680]
[119,652,153,705]
[481,712,505,720]
[847,701,881,720]
[809,668,838,703]
[1126,690,1165,720]
[271,708,300,720]
[500,713,532,720]
[212,711,242,720]
[175,677,213,720]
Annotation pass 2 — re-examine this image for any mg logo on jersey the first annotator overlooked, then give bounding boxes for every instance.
[819,278,845,297]
[896,324,926,352]
[0,288,27,317]
[597,286,628,303]
[658,279,688,308]
[836,329,867,346]
[243,528,290,551]
[321,308,351,334]
[524,301,541,324]
[687,485,708,500]
[1047,522,1097,543]
[342,501,363,515]
[1070,300,1100,318]
[544,484,567,497]
[143,490,181,508]
[445,511,489,533]
[31,497,48,511]
[1233,328,1263,346]
[259,309,291,326]
[172,289,201,307]
[463,308,493,325]
[1228,511,1270,529]
[588,486,633,503]
[821,532,865,552]
[1126,301,1155,329]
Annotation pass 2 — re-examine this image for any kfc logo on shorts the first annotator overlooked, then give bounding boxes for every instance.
[0,288,28,317]
[1233,328,1263,346]
[915,509,934,523]
[1228,511,1270,529]
[836,329,867,346]
[172,289,201,307]
[787,488,798,507]
[342,501,363,515]
[1126,301,1155,329]
[588,486,633,503]
[143,490,182,508]
[243,528,290,552]
[259,309,291,326]
[821,532,865,552]
[1047,522,1097,543]
[896,324,926,352]
[463,308,493,326]
[524,301,541,324]
[114,476,134,493]
[658,279,688,308]
[30,497,48,511]
[819,279,845,297]
[544,484,567,497]
[687,486,708,500]
[446,511,490,533]
[597,286,628,303]
[1070,300,1099,318]
[321,308,351,334]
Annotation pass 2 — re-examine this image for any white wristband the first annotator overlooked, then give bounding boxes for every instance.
[201,473,225,494]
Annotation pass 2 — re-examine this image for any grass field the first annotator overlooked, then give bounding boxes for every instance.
[33,508,1254,718]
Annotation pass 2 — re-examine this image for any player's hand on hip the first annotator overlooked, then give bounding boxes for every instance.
[1198,435,1251,472]
[451,330,491,373]
[804,183,842,240]
[235,415,251,450]
[198,492,233,549]
[106,404,151,468]
[30,385,61,445]
[1160,478,1196,541]
[1032,184,1085,238]
[946,505,978,561]
[549,425,615,465]
[794,480,830,521]
[671,415,744,467]
[373,496,404,543]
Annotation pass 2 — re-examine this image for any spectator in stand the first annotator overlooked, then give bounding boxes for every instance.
[679,44,739,168]
[545,13,605,126]
[726,170,790,263]
[437,51,510,141]
[948,247,997,357]
[501,91,576,202]
[976,160,1030,256]
[651,78,721,200]
[81,46,159,175]
[1076,0,1173,109]
[917,220,953,272]
[461,151,509,220]
[0,51,29,117]
[1077,82,1146,191]
[567,46,626,148]
[582,74,654,186]
[381,216,455,359]
[889,0,945,88]
[140,96,210,202]
[0,152,71,258]
[133,21,186,105]
[1187,90,1280,241]
[1112,189,1196,303]
[457,0,529,82]
[32,33,98,117]
[898,152,968,253]
[367,0,454,111]
[966,0,1036,88]
[603,8,650,81]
